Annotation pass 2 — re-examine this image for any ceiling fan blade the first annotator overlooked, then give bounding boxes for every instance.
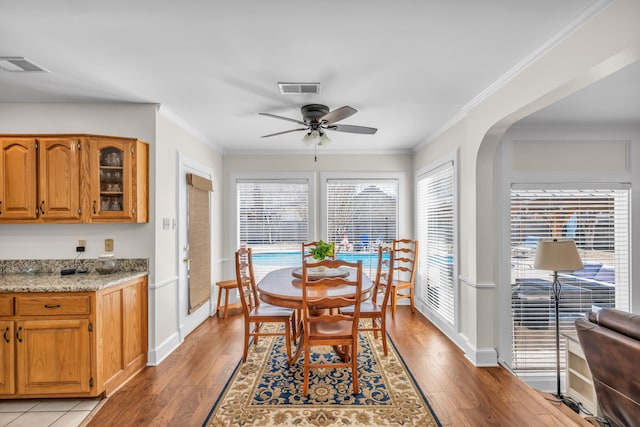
[328,124,377,134]
[261,128,308,138]
[320,106,357,124]
[259,112,306,126]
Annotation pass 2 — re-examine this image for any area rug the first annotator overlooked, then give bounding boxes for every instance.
[203,325,441,426]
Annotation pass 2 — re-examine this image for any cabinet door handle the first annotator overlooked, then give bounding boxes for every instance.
[3,327,9,343]
[16,326,22,343]
[93,200,97,214]
[44,304,61,309]
[39,200,45,215]
[0,200,2,215]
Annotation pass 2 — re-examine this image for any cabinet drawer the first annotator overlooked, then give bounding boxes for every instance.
[0,297,13,315]
[15,296,91,316]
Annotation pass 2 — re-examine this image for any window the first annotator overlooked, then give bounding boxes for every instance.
[326,179,398,276]
[237,179,309,280]
[416,161,456,325]
[510,187,630,375]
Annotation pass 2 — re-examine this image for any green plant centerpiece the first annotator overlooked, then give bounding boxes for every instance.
[310,240,334,261]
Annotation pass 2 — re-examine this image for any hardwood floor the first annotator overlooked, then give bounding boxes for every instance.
[86,307,590,427]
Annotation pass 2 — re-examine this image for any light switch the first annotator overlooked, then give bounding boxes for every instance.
[162,218,170,230]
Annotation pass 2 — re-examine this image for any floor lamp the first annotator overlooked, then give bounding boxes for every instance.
[533,239,584,401]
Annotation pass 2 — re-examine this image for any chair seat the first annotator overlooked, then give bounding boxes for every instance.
[250,303,294,318]
[342,301,382,315]
[308,319,354,339]
[392,280,412,290]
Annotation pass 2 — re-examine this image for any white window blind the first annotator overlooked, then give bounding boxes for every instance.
[416,162,455,325]
[237,180,309,281]
[326,179,398,277]
[510,188,630,375]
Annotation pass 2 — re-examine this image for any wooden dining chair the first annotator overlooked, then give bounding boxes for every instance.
[341,245,394,355]
[235,246,295,363]
[300,258,363,395]
[390,239,418,320]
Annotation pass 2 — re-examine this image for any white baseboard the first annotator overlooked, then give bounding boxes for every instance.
[147,331,181,366]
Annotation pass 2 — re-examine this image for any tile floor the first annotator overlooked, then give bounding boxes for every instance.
[0,399,101,427]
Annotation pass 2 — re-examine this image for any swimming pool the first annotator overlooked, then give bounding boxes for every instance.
[251,250,383,279]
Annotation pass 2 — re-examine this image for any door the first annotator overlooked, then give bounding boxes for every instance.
[0,138,37,220]
[37,137,81,221]
[0,321,15,395]
[16,319,91,395]
[177,153,214,341]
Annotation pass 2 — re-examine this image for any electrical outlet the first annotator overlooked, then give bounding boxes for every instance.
[78,240,87,247]
[105,239,114,252]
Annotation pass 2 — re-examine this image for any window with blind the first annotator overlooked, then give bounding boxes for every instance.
[237,179,309,281]
[510,187,630,375]
[326,179,398,277]
[416,162,455,325]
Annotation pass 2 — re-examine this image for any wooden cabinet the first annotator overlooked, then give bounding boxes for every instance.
[0,276,148,398]
[0,138,38,220]
[88,137,148,223]
[16,319,91,395]
[0,320,15,395]
[96,276,148,395]
[37,137,82,222]
[0,134,148,224]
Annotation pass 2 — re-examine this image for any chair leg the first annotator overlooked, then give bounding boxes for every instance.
[284,321,292,362]
[242,320,250,362]
[303,343,310,395]
[223,288,230,319]
[216,287,223,318]
[391,289,397,320]
[254,322,260,345]
[351,342,358,395]
[381,318,388,356]
[409,286,415,313]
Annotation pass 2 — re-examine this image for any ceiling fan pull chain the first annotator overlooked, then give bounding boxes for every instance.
[314,143,317,163]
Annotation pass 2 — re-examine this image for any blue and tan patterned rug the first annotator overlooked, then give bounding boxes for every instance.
[203,324,441,426]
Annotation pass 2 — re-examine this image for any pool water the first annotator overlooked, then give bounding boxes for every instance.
[251,251,383,278]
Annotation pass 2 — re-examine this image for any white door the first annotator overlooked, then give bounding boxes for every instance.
[177,153,214,341]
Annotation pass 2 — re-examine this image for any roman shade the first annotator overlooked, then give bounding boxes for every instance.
[187,173,213,313]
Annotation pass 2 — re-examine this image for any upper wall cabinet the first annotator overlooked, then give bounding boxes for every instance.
[89,137,148,223]
[38,137,82,222]
[0,134,148,224]
[0,138,38,220]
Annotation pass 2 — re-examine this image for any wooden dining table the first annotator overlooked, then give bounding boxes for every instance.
[257,266,374,364]
[257,266,374,309]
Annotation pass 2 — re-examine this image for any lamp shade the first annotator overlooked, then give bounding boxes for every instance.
[533,239,584,271]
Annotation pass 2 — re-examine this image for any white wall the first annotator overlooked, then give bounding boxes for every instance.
[151,112,222,364]
[413,0,640,366]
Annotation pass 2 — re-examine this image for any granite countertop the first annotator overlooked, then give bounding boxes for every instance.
[0,271,148,293]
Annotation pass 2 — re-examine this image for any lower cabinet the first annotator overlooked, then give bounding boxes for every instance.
[0,275,147,398]
[16,319,91,395]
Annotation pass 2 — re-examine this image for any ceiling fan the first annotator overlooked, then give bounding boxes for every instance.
[259,104,377,145]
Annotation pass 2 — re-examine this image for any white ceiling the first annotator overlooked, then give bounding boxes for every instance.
[1,0,632,154]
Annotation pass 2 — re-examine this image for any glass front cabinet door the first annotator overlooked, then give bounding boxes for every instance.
[89,138,135,221]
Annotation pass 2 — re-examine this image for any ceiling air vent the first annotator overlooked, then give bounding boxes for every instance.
[0,57,49,72]
[278,82,320,95]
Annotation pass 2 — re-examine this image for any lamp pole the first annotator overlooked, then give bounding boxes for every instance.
[552,270,562,398]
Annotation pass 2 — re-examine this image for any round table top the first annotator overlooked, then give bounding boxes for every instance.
[257,267,374,309]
